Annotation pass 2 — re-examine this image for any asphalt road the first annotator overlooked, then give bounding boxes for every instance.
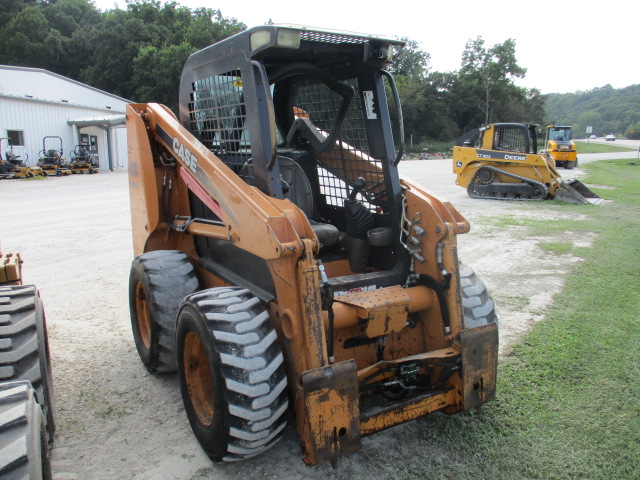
[578,137,640,150]
[576,138,640,164]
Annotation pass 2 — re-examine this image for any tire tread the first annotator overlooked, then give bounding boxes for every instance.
[460,263,498,328]
[182,287,288,461]
[130,250,199,372]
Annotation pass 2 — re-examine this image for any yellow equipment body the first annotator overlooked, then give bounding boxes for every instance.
[545,125,577,169]
[37,136,71,177]
[69,145,99,174]
[453,123,601,204]
[0,159,41,179]
[0,251,22,285]
[126,25,499,467]
[0,137,43,179]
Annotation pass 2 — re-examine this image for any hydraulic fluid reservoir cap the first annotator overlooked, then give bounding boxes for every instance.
[367,227,393,247]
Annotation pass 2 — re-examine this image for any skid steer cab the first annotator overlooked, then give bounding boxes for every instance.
[452,123,602,204]
[127,25,498,467]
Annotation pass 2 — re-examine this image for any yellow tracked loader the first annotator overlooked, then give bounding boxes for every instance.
[452,123,601,204]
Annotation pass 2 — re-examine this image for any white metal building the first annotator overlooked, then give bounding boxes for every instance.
[0,65,130,171]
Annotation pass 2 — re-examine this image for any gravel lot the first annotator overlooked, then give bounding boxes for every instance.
[0,161,598,480]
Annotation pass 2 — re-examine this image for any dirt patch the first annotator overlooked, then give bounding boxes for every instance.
[0,168,593,479]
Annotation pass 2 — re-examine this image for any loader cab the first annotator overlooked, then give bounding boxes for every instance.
[489,123,538,154]
[457,123,539,155]
[546,125,573,142]
[180,26,407,276]
[544,125,577,168]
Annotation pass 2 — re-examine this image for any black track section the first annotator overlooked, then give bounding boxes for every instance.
[0,285,55,436]
[0,381,52,479]
[467,166,548,201]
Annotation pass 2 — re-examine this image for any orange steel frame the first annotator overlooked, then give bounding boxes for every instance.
[128,102,497,466]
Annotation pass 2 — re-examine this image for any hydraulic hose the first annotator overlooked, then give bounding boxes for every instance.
[414,274,451,333]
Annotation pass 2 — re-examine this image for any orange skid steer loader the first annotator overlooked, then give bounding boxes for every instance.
[127,25,498,467]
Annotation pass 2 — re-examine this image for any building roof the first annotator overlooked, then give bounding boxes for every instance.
[67,114,126,128]
[0,65,131,112]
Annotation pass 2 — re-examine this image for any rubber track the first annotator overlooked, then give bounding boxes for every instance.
[0,286,53,434]
[186,287,288,461]
[0,381,49,479]
[467,166,548,201]
[133,251,199,372]
[459,264,498,328]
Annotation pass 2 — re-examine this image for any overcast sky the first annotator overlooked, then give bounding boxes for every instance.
[93,0,637,94]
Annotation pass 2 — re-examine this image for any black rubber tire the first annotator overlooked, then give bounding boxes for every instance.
[0,381,52,479]
[565,161,576,169]
[176,287,288,462]
[129,250,200,373]
[459,263,498,329]
[0,285,55,437]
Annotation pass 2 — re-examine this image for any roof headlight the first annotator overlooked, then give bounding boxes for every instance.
[276,29,300,49]
[250,31,272,51]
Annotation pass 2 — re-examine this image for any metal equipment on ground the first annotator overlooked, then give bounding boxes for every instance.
[0,246,55,479]
[37,137,71,176]
[69,145,99,174]
[452,123,602,204]
[544,125,577,169]
[127,25,499,467]
[0,138,43,179]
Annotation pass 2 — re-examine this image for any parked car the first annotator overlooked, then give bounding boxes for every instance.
[605,134,616,141]
[589,134,597,139]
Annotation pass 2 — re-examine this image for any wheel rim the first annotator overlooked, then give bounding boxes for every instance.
[134,282,151,349]
[183,331,215,427]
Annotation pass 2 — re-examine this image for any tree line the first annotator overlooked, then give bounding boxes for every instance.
[1,0,637,148]
[0,0,245,112]
[546,85,640,139]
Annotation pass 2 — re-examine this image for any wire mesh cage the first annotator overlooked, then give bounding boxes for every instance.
[187,67,390,214]
[493,126,528,153]
[293,79,387,212]
[188,69,254,182]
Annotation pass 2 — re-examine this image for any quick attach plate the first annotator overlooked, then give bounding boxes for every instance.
[301,359,361,467]
[459,322,498,409]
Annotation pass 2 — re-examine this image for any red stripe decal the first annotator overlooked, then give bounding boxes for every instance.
[179,167,225,220]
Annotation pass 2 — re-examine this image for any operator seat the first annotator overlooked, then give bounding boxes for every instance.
[277,156,339,248]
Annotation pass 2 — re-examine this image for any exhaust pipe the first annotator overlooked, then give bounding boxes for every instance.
[554,179,603,205]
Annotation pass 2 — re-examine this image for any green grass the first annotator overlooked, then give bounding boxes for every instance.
[402,158,640,479]
[479,214,590,240]
[574,141,635,154]
[539,241,573,254]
